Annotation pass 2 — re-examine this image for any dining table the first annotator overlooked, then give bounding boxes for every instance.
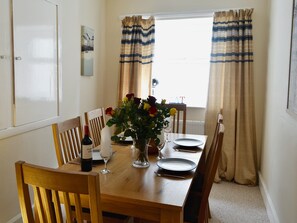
[59,133,207,223]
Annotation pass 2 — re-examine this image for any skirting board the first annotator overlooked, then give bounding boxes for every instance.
[7,204,34,223]
[258,172,280,223]
[6,213,22,223]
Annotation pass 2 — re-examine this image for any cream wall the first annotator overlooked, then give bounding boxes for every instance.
[260,0,297,222]
[5,0,295,222]
[0,0,105,222]
[105,0,269,167]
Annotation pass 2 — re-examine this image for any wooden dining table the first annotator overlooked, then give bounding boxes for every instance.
[59,133,207,223]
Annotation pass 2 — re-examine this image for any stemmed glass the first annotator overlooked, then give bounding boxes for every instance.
[131,139,136,149]
[164,117,172,142]
[157,130,165,160]
[99,145,112,174]
[157,143,165,160]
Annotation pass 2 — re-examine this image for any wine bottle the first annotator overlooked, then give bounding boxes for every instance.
[81,125,93,171]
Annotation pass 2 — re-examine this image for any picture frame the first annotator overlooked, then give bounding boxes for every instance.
[288,0,297,116]
[81,25,94,76]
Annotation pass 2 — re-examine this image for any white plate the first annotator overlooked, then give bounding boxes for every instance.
[157,158,197,172]
[173,138,203,147]
[117,132,133,142]
[92,150,102,161]
[78,147,103,161]
[120,136,133,142]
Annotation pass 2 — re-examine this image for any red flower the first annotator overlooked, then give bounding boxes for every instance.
[105,107,114,116]
[149,106,157,117]
[134,97,141,105]
[147,96,157,106]
[126,93,134,100]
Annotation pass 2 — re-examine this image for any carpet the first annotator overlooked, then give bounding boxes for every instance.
[209,181,270,223]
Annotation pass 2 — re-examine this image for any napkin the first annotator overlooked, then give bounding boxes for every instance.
[100,126,112,153]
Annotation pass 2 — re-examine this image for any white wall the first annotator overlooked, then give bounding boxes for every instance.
[79,0,106,115]
[105,0,269,166]
[260,0,297,222]
[0,0,105,222]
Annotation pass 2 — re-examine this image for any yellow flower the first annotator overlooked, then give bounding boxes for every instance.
[161,99,166,105]
[123,97,128,102]
[143,102,151,110]
[169,108,177,116]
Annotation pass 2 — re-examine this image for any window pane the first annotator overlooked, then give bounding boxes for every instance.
[152,17,213,107]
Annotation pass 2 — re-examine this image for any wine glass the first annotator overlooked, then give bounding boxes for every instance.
[131,139,136,149]
[99,145,112,174]
[157,130,165,160]
[164,117,172,142]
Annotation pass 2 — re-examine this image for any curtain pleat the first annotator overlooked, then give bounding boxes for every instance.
[118,16,155,101]
[205,9,257,185]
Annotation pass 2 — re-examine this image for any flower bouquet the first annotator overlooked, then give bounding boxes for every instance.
[105,93,176,168]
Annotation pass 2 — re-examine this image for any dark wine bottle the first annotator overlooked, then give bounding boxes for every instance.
[81,125,93,172]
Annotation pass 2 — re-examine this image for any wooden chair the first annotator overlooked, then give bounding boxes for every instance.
[164,103,187,134]
[52,116,82,167]
[52,117,132,222]
[84,108,106,147]
[184,123,225,223]
[15,160,103,223]
[191,113,223,192]
[186,113,223,221]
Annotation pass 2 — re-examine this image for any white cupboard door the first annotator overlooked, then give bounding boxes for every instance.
[13,0,59,126]
[0,0,13,130]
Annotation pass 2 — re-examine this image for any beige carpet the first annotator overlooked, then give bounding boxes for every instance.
[209,181,270,223]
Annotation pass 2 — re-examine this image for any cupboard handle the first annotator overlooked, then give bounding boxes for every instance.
[0,55,10,59]
[15,56,22,60]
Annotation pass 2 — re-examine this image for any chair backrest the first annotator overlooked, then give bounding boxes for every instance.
[185,123,224,223]
[84,108,106,147]
[52,116,82,166]
[206,113,223,161]
[164,103,187,134]
[195,113,223,178]
[15,161,103,223]
[198,123,224,221]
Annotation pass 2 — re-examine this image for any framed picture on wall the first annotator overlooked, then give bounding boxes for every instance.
[288,0,297,116]
[81,25,94,76]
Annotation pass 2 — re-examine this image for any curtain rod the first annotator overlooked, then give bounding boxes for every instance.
[119,10,213,20]
[118,7,253,20]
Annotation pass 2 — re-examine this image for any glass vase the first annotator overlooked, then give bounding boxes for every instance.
[133,138,150,168]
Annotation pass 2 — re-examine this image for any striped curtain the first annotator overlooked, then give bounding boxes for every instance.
[118,16,155,101]
[205,9,257,185]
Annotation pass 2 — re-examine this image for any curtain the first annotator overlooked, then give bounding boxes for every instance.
[205,9,257,185]
[118,16,155,101]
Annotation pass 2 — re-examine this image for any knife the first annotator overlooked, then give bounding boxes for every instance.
[174,148,198,153]
[154,171,186,179]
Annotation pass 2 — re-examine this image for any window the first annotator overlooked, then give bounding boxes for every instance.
[152,17,213,108]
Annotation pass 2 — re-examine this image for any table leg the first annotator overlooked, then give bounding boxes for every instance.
[160,209,183,223]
